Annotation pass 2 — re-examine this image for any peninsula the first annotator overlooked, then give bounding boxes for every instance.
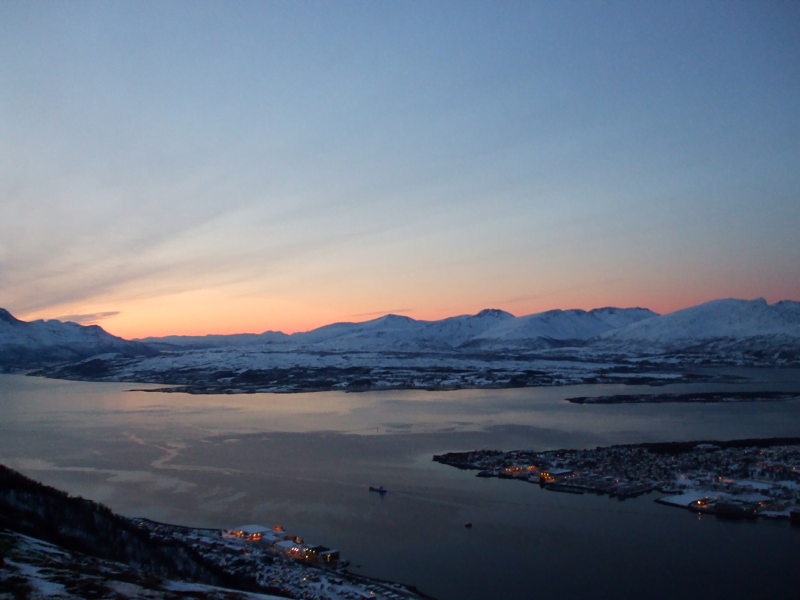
[434,438,800,522]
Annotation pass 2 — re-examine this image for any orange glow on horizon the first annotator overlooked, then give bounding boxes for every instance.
[15,279,798,341]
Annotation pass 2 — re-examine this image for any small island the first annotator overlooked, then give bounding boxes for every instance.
[434,438,800,522]
[566,391,800,404]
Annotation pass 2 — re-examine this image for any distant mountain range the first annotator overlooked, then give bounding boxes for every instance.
[133,298,800,357]
[0,308,155,370]
[3,299,799,383]
[137,306,660,352]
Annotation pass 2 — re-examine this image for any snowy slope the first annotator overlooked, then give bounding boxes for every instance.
[465,307,658,350]
[418,308,515,347]
[589,307,659,330]
[597,298,800,351]
[291,314,432,351]
[139,331,290,349]
[0,308,155,369]
[8,298,799,374]
[279,307,654,352]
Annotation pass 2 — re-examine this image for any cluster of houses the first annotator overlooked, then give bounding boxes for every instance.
[434,442,800,521]
[131,519,424,600]
[225,524,341,565]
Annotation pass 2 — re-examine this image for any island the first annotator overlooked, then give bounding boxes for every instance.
[433,438,800,522]
[566,391,800,404]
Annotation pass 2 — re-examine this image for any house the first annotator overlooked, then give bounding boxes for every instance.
[274,539,307,560]
[307,545,340,563]
[228,524,272,542]
[539,468,573,483]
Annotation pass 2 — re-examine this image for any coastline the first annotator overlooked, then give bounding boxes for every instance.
[433,437,800,523]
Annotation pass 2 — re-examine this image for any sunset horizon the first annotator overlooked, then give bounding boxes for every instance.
[8,290,798,340]
[3,2,797,341]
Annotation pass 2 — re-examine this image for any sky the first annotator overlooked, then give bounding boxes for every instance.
[1,1,799,339]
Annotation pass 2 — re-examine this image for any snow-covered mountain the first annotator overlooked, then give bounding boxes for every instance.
[4,298,799,374]
[596,298,800,355]
[0,308,155,370]
[289,309,518,352]
[290,314,430,351]
[140,331,290,350]
[281,306,659,352]
[465,307,658,350]
[139,309,518,353]
[418,308,516,347]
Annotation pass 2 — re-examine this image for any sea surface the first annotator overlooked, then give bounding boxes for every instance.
[2,371,800,600]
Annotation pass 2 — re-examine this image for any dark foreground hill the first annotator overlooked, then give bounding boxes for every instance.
[0,464,276,595]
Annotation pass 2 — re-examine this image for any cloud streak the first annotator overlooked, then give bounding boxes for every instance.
[54,311,121,324]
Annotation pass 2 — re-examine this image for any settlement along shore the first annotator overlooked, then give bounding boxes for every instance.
[434,437,800,523]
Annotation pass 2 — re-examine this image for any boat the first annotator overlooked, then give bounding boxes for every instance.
[369,486,387,494]
[464,522,472,528]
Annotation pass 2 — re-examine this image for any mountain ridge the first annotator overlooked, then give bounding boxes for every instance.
[0,312,156,370]
[3,298,799,372]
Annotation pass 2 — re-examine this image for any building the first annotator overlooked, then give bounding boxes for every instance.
[228,524,272,542]
[274,539,307,559]
[307,545,340,563]
[274,540,341,564]
[539,468,573,483]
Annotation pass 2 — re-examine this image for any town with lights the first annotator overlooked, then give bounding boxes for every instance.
[434,438,800,523]
[129,519,428,600]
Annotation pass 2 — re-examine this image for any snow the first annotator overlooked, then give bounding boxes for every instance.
[599,298,800,349]
[161,580,286,598]
[658,491,713,507]
[5,560,67,596]
[233,524,272,534]
[4,298,800,374]
[474,307,657,344]
[0,309,153,367]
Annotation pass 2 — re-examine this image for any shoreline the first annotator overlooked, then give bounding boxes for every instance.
[0,464,434,600]
[20,368,765,396]
[433,437,800,524]
[567,391,800,404]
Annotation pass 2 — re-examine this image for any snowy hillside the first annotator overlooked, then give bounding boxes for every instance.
[418,308,515,347]
[289,309,518,352]
[290,313,431,351]
[5,298,800,377]
[0,308,154,369]
[465,307,658,350]
[597,298,800,352]
[140,330,290,350]
[136,307,656,353]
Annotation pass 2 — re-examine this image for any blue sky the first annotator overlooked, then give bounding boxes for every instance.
[1,1,798,336]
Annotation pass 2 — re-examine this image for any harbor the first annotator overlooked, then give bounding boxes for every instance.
[434,437,800,521]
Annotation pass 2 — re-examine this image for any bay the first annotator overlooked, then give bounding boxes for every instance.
[1,371,799,599]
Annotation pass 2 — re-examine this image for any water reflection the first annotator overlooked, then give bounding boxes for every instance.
[3,373,800,443]
[1,373,800,600]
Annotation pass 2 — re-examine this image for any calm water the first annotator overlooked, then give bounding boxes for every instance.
[2,372,800,599]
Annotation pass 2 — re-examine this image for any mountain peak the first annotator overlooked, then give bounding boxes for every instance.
[0,308,24,325]
[475,308,514,318]
[372,314,417,325]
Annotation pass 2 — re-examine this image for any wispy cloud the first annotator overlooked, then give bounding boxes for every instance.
[490,279,625,312]
[349,308,413,318]
[54,311,120,324]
